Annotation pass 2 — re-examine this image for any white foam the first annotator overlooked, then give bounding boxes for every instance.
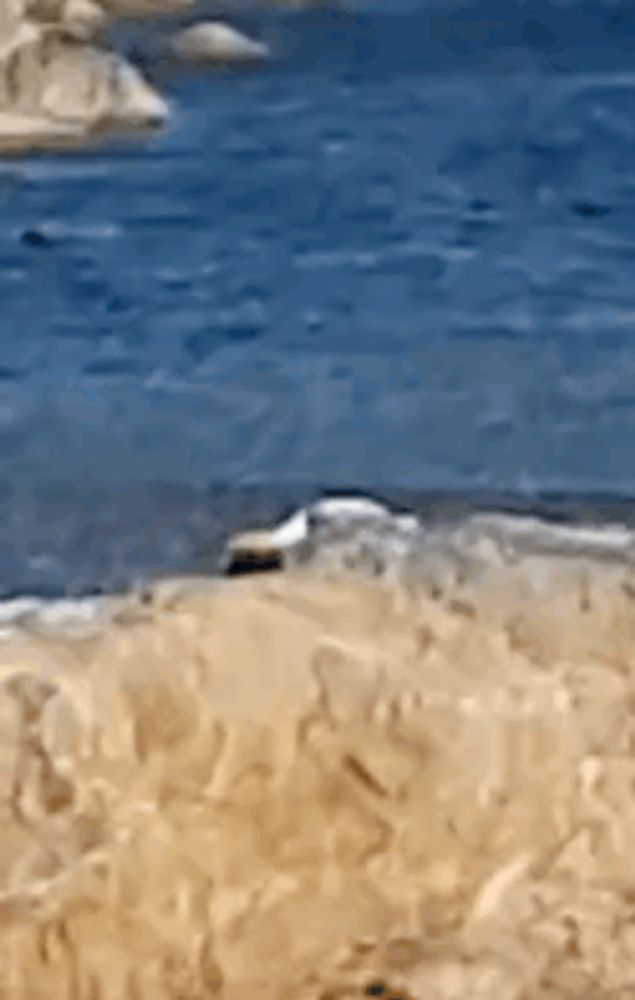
[34,597,110,629]
[4,500,635,641]
[0,594,113,641]
[469,513,635,557]
[0,598,44,625]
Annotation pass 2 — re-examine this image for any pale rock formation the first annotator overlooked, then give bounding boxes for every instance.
[60,0,106,40]
[0,0,336,151]
[172,20,271,63]
[101,0,193,13]
[0,0,170,151]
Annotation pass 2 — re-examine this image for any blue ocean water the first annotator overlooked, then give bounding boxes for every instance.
[2,0,635,593]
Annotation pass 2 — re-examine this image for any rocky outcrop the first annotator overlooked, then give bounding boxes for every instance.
[0,0,340,151]
[0,0,170,151]
[102,0,193,13]
[172,21,271,64]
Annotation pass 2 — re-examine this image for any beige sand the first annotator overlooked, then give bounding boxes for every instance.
[1,567,635,998]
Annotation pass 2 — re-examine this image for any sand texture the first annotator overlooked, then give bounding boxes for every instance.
[2,526,635,998]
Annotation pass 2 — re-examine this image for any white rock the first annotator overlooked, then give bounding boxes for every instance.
[0,111,84,151]
[0,11,39,61]
[172,22,270,64]
[39,46,168,129]
[62,0,106,40]
[0,0,25,40]
[110,56,169,126]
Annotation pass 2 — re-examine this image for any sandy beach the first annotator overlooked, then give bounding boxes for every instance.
[2,506,635,997]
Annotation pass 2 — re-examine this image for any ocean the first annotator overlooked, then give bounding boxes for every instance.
[2,0,635,595]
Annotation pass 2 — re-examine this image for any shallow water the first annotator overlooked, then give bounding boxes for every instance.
[3,0,635,594]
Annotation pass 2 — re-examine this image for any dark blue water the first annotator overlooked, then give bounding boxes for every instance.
[3,0,635,594]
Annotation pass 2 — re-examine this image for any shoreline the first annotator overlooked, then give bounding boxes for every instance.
[2,501,635,996]
[2,482,635,600]
[2,490,635,627]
